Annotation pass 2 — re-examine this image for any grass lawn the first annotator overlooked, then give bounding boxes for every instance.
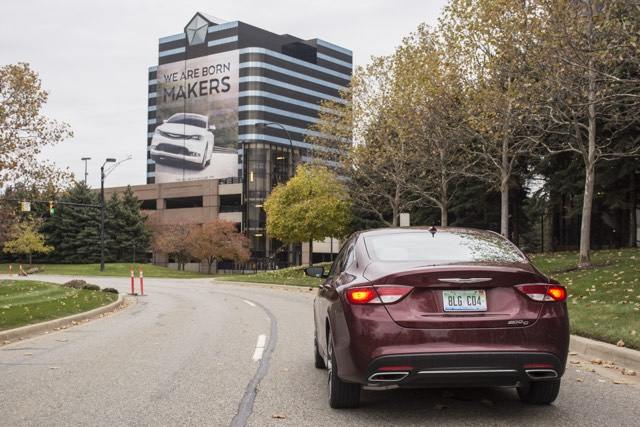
[531,248,640,350]
[0,263,214,278]
[0,280,117,331]
[222,263,329,287]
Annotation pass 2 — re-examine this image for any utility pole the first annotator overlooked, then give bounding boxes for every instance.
[81,157,91,184]
[99,156,132,272]
[100,158,116,272]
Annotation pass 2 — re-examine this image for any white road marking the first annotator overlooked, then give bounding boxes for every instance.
[242,299,256,307]
[252,334,267,361]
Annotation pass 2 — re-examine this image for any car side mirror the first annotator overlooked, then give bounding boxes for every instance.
[163,119,168,123]
[305,266,327,278]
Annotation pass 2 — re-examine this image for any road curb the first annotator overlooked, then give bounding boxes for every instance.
[214,278,316,294]
[571,335,640,371]
[0,294,126,344]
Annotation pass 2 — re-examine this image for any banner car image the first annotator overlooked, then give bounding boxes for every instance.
[153,49,240,182]
[150,113,215,170]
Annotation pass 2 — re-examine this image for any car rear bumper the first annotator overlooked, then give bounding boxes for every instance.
[364,351,564,389]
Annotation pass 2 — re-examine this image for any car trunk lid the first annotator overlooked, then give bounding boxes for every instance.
[366,263,547,329]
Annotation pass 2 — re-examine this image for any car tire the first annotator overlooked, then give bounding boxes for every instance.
[200,144,208,170]
[314,337,326,369]
[327,334,360,408]
[517,379,561,405]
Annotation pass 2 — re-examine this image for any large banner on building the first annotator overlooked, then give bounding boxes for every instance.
[151,50,239,183]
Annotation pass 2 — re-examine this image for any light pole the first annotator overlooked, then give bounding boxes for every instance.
[81,157,91,184]
[100,158,116,272]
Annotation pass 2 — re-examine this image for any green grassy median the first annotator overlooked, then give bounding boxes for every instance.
[222,263,328,287]
[531,248,640,350]
[0,280,117,331]
[0,263,213,278]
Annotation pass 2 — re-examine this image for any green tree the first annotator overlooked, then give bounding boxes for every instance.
[3,219,53,264]
[42,182,101,263]
[264,165,351,264]
[105,186,151,262]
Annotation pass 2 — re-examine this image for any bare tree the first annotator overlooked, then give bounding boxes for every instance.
[186,219,250,274]
[308,57,422,226]
[149,221,195,270]
[441,0,547,237]
[535,0,640,267]
[0,63,73,189]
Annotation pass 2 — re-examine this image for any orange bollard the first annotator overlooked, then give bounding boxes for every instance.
[139,268,144,296]
[130,268,135,294]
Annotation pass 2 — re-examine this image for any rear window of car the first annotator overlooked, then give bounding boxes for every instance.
[364,231,526,264]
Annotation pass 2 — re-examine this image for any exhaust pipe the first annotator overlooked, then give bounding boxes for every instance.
[368,371,409,382]
[525,369,558,380]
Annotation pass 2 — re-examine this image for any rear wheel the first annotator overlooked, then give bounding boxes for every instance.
[327,335,360,408]
[517,379,561,405]
[200,144,208,169]
[314,337,326,369]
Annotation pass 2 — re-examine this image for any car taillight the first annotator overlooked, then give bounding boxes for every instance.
[345,286,412,305]
[515,284,567,302]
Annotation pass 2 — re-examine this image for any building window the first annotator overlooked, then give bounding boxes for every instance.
[220,194,241,212]
[165,196,203,209]
[140,199,157,210]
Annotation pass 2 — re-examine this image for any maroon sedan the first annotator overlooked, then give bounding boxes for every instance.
[306,227,569,408]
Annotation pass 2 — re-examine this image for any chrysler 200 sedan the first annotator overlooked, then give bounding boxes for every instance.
[307,227,569,408]
[149,113,215,170]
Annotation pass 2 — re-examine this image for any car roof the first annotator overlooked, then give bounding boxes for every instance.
[168,113,207,120]
[354,226,503,240]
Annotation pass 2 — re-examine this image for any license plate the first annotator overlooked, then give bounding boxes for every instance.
[443,290,487,312]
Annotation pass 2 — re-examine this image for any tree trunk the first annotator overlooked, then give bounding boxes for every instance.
[579,64,597,268]
[500,139,510,238]
[392,184,400,227]
[630,172,637,248]
[500,175,509,238]
[207,260,213,274]
[440,148,448,227]
[308,239,313,266]
[440,205,448,227]
[28,253,32,265]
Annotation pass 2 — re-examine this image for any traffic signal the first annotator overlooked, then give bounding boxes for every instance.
[49,201,56,216]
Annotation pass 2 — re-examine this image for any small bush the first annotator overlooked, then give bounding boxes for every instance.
[102,287,119,294]
[63,280,87,289]
[82,284,101,291]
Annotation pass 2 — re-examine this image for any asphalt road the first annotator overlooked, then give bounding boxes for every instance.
[1,276,639,426]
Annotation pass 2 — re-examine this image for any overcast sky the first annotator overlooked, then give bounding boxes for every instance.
[0,0,448,188]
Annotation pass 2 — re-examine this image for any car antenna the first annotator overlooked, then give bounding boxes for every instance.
[429,225,437,237]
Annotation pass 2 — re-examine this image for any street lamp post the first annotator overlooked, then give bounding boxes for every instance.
[100,158,116,272]
[81,157,91,185]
